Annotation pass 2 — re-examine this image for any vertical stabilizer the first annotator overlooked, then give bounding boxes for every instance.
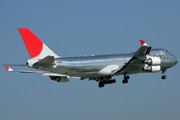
[18,28,59,59]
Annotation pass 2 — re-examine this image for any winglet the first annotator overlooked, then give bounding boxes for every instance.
[139,40,145,45]
[4,66,14,71]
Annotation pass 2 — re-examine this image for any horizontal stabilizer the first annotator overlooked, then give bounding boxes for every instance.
[3,64,27,66]
[41,56,55,65]
[34,56,55,66]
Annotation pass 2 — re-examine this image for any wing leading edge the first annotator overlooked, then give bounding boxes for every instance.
[114,40,152,75]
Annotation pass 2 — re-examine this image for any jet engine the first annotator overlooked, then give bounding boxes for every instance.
[144,56,161,65]
[143,65,161,72]
[49,76,69,82]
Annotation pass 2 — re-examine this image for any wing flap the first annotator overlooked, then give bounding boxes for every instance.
[42,73,68,77]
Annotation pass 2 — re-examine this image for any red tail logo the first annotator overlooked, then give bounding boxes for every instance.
[18,28,43,58]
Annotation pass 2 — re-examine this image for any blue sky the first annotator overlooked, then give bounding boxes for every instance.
[0,0,180,120]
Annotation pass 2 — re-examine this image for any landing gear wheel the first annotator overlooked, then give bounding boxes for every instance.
[161,75,167,79]
[56,77,61,82]
[161,70,167,80]
[122,79,128,84]
[112,79,116,83]
[98,81,104,88]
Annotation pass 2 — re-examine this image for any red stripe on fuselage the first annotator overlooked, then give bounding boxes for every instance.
[18,28,43,58]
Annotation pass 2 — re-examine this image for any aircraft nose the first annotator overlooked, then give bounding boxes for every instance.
[174,55,178,65]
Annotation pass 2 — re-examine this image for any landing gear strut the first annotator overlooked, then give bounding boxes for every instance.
[122,75,130,84]
[98,80,104,88]
[161,70,167,80]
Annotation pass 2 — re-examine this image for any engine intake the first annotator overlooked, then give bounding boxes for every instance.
[144,56,161,65]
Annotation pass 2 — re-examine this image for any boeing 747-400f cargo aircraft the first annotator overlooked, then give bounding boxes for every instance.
[4,28,178,88]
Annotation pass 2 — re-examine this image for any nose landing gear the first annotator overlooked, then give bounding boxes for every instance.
[161,70,167,80]
[161,75,167,79]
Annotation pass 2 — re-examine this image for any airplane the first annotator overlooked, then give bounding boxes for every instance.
[4,28,178,88]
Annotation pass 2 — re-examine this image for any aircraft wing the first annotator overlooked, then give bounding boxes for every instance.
[4,66,69,82]
[133,40,151,57]
[115,40,152,75]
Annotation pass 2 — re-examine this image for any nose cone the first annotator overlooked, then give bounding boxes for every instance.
[173,55,178,66]
[175,57,178,64]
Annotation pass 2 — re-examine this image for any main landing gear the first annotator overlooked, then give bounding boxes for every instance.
[122,75,130,84]
[98,75,130,88]
[161,70,167,80]
[98,79,116,88]
[98,70,168,88]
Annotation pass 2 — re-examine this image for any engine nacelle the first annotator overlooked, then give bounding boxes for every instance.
[50,76,69,82]
[143,65,161,72]
[144,56,161,65]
